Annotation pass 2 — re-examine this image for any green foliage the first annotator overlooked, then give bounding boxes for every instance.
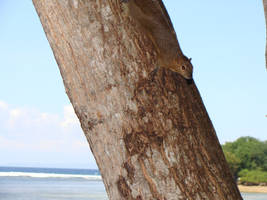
[238,169,267,183]
[223,151,241,179]
[222,136,267,183]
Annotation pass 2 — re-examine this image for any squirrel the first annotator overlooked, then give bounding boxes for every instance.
[121,0,193,80]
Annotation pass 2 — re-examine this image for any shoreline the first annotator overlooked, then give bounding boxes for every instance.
[238,185,267,193]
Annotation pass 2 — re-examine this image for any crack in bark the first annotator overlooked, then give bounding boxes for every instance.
[139,158,164,200]
[87,118,104,131]
[123,160,135,184]
[117,175,134,200]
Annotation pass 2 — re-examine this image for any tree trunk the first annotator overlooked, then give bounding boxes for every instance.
[32,0,242,199]
[263,0,267,69]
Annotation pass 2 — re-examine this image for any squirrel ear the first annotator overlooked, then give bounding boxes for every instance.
[189,58,192,61]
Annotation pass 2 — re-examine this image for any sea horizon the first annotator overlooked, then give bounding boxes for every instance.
[0,166,107,200]
[0,165,99,171]
[0,166,101,181]
[0,166,267,200]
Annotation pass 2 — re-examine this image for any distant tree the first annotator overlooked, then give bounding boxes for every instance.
[262,141,267,171]
[223,137,267,173]
[239,169,267,183]
[223,151,241,180]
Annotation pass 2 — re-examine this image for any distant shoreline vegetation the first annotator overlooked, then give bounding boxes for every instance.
[222,136,267,185]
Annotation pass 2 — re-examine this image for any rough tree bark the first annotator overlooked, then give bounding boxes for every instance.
[263,0,267,69]
[33,1,242,199]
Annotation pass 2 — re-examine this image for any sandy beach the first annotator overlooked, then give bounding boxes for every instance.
[238,185,267,193]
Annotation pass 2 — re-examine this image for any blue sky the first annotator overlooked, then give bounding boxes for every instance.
[0,0,266,169]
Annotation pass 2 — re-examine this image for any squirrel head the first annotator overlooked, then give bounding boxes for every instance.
[173,55,193,80]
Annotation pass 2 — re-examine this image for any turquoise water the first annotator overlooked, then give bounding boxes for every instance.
[0,167,266,200]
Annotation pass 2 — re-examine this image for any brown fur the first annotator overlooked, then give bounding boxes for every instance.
[122,0,193,79]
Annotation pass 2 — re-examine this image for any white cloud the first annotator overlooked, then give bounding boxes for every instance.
[0,100,97,169]
[60,105,80,128]
[0,136,27,149]
[0,101,8,110]
[10,109,22,118]
[8,108,23,127]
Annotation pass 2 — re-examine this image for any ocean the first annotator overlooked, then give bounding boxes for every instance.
[0,167,107,200]
[0,166,266,200]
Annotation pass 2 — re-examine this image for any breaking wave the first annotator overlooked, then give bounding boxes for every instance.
[0,172,102,180]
